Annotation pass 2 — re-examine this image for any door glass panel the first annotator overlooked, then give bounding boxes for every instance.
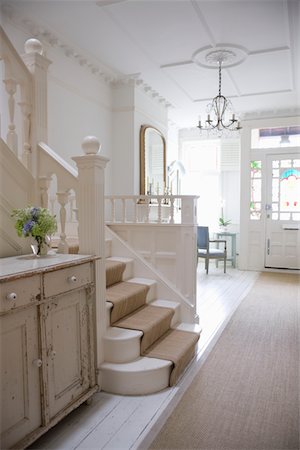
[279,168,300,215]
[250,161,262,220]
[272,213,278,220]
[280,212,291,220]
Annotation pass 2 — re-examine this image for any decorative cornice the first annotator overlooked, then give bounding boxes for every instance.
[111,73,173,109]
[1,2,173,109]
[1,2,116,85]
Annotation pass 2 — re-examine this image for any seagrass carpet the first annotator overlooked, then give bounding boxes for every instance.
[149,272,300,450]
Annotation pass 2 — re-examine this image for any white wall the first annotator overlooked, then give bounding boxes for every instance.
[2,20,168,199]
[112,82,168,195]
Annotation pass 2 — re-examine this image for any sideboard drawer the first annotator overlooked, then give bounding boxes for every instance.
[0,275,40,313]
[43,263,92,298]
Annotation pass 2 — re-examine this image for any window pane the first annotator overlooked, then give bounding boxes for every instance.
[272,203,278,211]
[272,213,278,220]
[280,160,292,168]
[272,168,279,177]
[250,211,261,220]
[280,212,291,220]
[251,179,261,202]
[292,213,300,220]
[250,161,262,220]
[272,160,279,168]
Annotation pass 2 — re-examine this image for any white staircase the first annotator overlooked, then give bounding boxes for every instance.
[100,238,201,395]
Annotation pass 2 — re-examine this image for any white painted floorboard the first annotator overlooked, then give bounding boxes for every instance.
[29,264,259,450]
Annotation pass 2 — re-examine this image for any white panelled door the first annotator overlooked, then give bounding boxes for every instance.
[265,153,300,269]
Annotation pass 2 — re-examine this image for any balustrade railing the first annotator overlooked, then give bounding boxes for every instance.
[1,28,50,176]
[105,195,198,225]
[0,27,33,167]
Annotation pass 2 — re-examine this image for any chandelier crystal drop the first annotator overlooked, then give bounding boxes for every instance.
[197,57,242,134]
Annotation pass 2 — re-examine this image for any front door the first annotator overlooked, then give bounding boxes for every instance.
[265,153,300,269]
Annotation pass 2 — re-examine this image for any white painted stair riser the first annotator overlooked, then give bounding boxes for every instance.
[104,327,142,363]
[101,357,172,395]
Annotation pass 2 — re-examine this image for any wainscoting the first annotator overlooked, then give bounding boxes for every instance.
[29,265,258,450]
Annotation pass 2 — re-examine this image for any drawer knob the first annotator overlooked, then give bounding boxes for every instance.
[6,292,17,301]
[33,359,43,368]
[68,275,77,283]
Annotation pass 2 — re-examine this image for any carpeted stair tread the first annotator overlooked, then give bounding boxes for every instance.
[143,329,200,386]
[106,260,126,287]
[114,304,175,353]
[107,281,150,324]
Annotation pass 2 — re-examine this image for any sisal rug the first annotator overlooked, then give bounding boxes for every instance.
[115,304,174,352]
[107,281,150,324]
[149,272,300,450]
[105,259,126,287]
[144,329,200,386]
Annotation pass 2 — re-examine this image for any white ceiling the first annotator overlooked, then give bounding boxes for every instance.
[3,0,300,128]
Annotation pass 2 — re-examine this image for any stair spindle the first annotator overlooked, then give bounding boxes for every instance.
[56,191,70,253]
[4,78,18,156]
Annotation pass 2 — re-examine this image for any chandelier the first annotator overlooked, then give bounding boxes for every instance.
[197,51,242,133]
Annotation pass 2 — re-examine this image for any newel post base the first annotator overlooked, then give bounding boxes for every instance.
[72,136,109,389]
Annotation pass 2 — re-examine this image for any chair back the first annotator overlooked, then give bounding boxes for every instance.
[197,226,209,250]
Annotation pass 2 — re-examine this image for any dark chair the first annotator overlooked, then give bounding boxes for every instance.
[197,226,227,274]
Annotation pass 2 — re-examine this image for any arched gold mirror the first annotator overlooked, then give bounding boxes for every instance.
[140,125,166,196]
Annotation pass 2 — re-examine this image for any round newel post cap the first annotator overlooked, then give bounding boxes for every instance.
[81,136,101,155]
[24,38,43,55]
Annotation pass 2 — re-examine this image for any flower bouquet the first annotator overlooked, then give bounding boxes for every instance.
[12,206,57,255]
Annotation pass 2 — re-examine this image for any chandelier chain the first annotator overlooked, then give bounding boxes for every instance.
[218,62,222,97]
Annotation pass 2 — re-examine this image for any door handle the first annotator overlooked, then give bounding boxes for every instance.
[267,238,270,255]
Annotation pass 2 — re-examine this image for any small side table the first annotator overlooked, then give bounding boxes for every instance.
[215,231,237,268]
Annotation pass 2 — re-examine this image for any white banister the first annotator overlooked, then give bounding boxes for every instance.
[72,136,109,385]
[39,175,52,208]
[3,78,18,155]
[22,38,51,177]
[56,191,70,254]
[105,195,199,225]
[0,28,33,165]
[19,101,32,170]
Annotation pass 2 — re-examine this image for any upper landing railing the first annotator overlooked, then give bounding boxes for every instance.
[105,195,198,226]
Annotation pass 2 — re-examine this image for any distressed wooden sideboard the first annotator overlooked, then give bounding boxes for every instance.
[0,253,99,449]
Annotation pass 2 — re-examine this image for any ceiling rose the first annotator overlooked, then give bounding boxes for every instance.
[193,44,248,69]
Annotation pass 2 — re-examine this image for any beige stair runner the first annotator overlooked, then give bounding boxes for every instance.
[106,259,199,386]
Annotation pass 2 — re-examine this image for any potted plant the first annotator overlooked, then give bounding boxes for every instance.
[219,217,231,231]
[12,206,57,255]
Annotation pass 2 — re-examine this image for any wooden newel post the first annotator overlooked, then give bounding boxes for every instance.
[22,38,51,178]
[72,136,109,388]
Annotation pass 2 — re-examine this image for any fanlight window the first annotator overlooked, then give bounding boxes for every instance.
[251,126,300,149]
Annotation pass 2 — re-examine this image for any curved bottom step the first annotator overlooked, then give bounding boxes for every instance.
[100,357,172,395]
[104,327,143,363]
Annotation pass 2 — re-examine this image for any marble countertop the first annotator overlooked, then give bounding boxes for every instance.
[0,252,99,281]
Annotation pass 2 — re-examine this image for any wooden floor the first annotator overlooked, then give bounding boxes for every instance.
[29,263,259,450]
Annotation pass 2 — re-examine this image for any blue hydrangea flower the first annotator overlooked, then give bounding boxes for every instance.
[23,220,35,235]
[31,207,40,220]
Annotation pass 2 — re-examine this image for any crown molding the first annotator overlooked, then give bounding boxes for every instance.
[1,2,117,85]
[112,73,173,110]
[1,2,173,110]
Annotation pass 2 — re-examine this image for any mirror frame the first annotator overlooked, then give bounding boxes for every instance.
[140,124,166,196]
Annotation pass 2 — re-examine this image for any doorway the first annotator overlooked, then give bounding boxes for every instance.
[265,153,300,269]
